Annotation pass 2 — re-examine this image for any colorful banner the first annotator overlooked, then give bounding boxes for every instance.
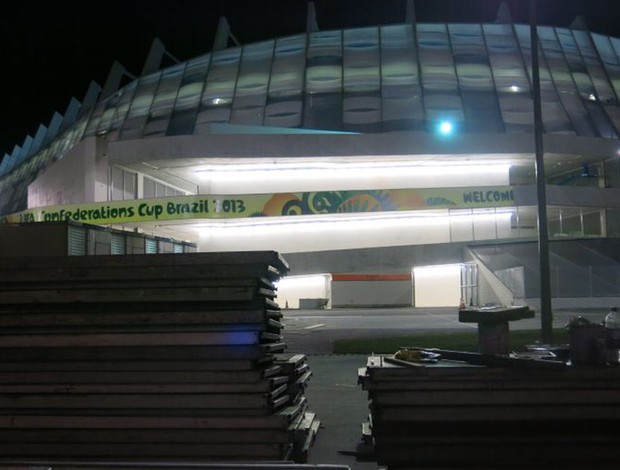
[0,186,515,225]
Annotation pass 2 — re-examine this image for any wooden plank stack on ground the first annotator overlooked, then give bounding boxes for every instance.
[0,251,319,463]
[358,352,620,469]
[273,353,320,462]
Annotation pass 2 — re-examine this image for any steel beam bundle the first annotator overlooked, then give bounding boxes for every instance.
[359,354,620,469]
[0,251,319,463]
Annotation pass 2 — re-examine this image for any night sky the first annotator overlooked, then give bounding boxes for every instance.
[2,0,620,159]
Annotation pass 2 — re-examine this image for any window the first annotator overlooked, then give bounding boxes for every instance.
[143,176,184,198]
[145,238,158,254]
[67,225,87,256]
[111,233,126,255]
[110,167,137,201]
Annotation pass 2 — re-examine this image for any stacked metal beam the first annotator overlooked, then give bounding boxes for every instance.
[0,251,319,463]
[359,353,620,469]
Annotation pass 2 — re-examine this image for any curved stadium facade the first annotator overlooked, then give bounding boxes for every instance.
[1,6,619,308]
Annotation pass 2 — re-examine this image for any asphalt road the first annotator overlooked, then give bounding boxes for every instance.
[281,306,606,354]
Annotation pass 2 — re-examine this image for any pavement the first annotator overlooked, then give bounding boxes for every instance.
[282,306,611,469]
[303,355,378,470]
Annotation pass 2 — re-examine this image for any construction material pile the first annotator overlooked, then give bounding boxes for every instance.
[0,251,319,463]
[359,349,620,469]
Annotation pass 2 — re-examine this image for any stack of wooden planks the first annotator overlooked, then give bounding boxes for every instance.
[359,352,620,469]
[0,251,319,463]
[273,353,320,463]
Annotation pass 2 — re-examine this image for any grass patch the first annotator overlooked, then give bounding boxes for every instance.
[332,328,569,354]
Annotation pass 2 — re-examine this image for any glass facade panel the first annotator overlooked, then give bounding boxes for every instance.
[573,30,616,102]
[610,37,620,95]
[304,30,343,129]
[142,63,186,137]
[604,155,620,188]
[515,25,573,134]
[306,30,343,94]
[167,54,211,135]
[484,23,532,133]
[557,28,593,94]
[231,41,274,126]
[265,35,305,128]
[574,30,620,135]
[450,24,494,91]
[83,101,107,138]
[583,210,602,236]
[343,27,381,130]
[606,208,620,237]
[535,28,575,134]
[555,28,617,137]
[541,28,595,135]
[343,27,380,92]
[96,82,139,141]
[594,34,620,134]
[418,24,463,128]
[484,24,530,91]
[450,24,503,132]
[120,72,161,140]
[380,24,423,130]
[515,206,538,238]
[583,99,618,138]
[195,47,242,133]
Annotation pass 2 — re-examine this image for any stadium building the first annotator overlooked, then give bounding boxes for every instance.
[1,2,619,309]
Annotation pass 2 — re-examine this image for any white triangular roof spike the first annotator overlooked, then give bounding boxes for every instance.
[213,17,231,50]
[101,61,129,100]
[10,145,20,160]
[307,2,319,32]
[0,145,21,173]
[406,0,416,24]
[17,135,34,163]
[78,81,102,118]
[495,1,512,24]
[30,124,48,155]
[45,112,63,145]
[62,98,82,130]
[570,15,588,31]
[141,38,167,76]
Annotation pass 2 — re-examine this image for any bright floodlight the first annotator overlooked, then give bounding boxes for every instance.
[438,120,454,136]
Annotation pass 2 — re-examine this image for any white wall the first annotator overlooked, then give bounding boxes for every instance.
[195,161,511,195]
[275,274,331,309]
[413,264,462,307]
[199,212,454,253]
[466,251,516,307]
[332,279,412,307]
[28,137,108,207]
[198,210,521,254]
